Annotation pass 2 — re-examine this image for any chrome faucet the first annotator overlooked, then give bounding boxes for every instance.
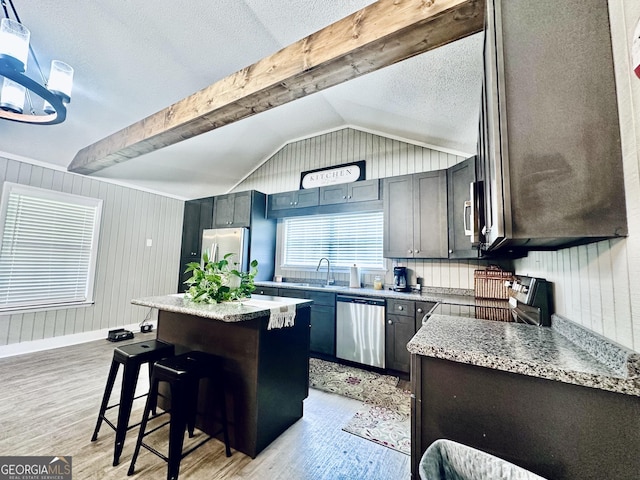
[316,257,333,286]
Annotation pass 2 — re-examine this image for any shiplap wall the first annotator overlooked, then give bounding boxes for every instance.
[0,155,183,346]
[513,1,640,352]
[234,128,503,290]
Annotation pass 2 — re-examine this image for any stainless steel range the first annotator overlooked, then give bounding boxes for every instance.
[426,275,553,326]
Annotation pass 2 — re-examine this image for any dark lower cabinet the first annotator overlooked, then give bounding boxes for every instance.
[386,299,435,373]
[309,305,335,356]
[385,313,414,372]
[411,355,640,480]
[255,286,279,296]
[277,287,336,357]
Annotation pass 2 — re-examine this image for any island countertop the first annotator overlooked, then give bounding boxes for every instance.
[407,313,640,397]
[132,293,312,322]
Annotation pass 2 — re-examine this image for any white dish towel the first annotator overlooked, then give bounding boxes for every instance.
[241,299,297,330]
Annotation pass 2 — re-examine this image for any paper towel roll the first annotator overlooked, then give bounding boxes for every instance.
[349,264,360,288]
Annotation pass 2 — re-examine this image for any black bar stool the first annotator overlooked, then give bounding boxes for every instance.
[127,351,231,480]
[91,339,175,466]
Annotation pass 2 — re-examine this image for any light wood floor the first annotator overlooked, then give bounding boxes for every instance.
[0,334,410,479]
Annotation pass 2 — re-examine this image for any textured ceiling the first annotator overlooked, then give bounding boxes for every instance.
[0,1,484,199]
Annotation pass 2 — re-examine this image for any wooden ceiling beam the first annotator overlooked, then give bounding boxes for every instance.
[68,0,484,175]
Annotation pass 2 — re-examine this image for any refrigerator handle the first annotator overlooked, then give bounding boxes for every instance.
[212,242,218,262]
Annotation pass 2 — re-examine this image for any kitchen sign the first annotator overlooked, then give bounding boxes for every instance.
[300,160,366,189]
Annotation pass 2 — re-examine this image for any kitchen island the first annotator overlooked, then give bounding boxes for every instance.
[131,293,312,458]
[407,314,640,480]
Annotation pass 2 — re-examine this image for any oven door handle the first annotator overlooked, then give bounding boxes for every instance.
[511,306,542,325]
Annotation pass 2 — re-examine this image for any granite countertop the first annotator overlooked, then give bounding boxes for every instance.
[255,280,475,305]
[407,313,640,397]
[132,293,312,322]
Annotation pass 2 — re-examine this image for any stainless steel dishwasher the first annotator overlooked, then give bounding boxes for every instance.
[336,295,386,368]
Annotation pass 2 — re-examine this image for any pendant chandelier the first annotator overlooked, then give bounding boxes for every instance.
[0,0,73,125]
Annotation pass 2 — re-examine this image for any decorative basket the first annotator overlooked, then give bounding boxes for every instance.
[474,266,513,300]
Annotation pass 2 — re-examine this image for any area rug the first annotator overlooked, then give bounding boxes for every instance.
[309,358,411,455]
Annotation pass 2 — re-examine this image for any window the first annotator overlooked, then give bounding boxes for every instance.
[282,211,384,270]
[0,182,103,312]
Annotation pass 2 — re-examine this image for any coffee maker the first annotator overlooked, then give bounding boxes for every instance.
[393,266,410,292]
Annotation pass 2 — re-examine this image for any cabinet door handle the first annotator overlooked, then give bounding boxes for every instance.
[347,195,352,199]
[417,308,423,313]
[388,320,393,325]
[398,306,404,311]
[343,195,347,199]
[415,250,420,254]
[464,200,473,236]
[408,249,413,254]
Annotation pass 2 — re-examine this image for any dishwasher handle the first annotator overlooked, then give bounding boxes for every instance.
[336,295,385,307]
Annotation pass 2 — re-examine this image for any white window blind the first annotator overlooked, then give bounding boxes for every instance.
[0,182,103,312]
[283,211,384,269]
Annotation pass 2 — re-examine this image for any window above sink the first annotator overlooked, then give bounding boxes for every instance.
[281,211,384,271]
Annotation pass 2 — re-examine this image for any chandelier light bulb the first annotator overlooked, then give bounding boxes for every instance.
[0,77,26,113]
[44,61,74,114]
[48,60,73,99]
[0,18,30,71]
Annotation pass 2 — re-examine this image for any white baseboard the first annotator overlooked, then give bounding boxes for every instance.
[0,321,157,358]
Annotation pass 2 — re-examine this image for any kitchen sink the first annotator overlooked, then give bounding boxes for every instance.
[281,282,346,289]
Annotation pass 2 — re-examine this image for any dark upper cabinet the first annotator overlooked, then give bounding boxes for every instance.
[213,191,252,228]
[180,197,213,259]
[478,0,627,252]
[319,179,380,205]
[447,156,480,259]
[268,188,319,213]
[384,171,448,259]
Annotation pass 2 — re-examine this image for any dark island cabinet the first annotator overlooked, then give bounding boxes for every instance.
[411,355,640,480]
[386,298,435,373]
[213,191,252,228]
[383,171,448,259]
[319,179,380,205]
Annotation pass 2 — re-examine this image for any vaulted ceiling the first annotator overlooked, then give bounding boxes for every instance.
[0,1,484,199]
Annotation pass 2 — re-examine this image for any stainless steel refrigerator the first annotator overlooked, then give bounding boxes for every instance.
[201,227,249,270]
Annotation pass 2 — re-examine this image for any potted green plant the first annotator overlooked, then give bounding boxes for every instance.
[184,251,258,304]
